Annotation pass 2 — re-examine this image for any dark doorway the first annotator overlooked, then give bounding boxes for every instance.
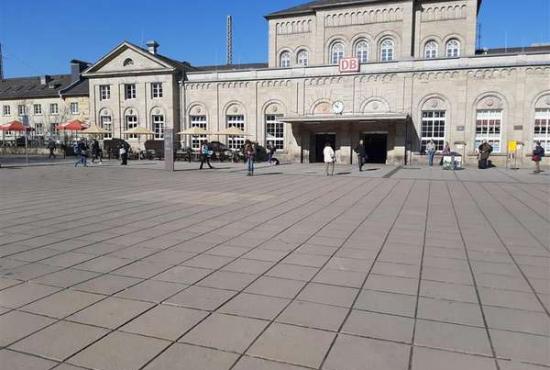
[314,133,336,163]
[362,133,388,164]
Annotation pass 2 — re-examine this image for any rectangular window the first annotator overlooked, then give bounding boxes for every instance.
[3,105,10,116]
[421,111,446,152]
[153,115,165,140]
[125,116,138,138]
[125,84,136,100]
[100,116,113,139]
[265,115,284,150]
[534,109,550,152]
[190,115,207,149]
[475,110,502,153]
[100,85,111,100]
[18,105,26,115]
[33,104,42,115]
[227,115,245,149]
[151,83,163,99]
[70,102,79,115]
[35,123,44,135]
[50,103,59,115]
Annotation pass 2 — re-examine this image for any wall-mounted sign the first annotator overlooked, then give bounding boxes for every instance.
[339,58,360,73]
[456,126,465,132]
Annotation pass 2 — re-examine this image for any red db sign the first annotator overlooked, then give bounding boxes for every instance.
[339,58,360,73]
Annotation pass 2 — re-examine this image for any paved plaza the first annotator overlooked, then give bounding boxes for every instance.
[0,163,549,370]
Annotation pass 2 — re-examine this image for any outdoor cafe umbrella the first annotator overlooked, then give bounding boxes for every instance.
[82,125,111,136]
[177,127,213,136]
[122,127,155,151]
[57,120,88,140]
[1,121,34,165]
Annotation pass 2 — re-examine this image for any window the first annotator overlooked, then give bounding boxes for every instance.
[3,105,10,116]
[355,41,369,63]
[35,123,44,135]
[421,111,446,153]
[70,102,79,115]
[380,38,394,61]
[125,115,138,139]
[190,115,207,149]
[424,41,438,59]
[151,83,163,98]
[534,109,550,152]
[280,52,291,68]
[266,115,284,150]
[475,110,502,153]
[100,116,113,139]
[33,104,42,115]
[153,115,165,140]
[50,103,59,115]
[331,42,344,65]
[227,115,245,149]
[125,84,136,100]
[100,85,111,101]
[123,58,134,67]
[297,50,309,67]
[446,39,460,58]
[18,105,26,115]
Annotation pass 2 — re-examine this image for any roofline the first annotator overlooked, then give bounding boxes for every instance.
[265,0,483,19]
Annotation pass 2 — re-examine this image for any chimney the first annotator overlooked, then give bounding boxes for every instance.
[70,60,89,84]
[146,40,159,55]
[40,75,51,85]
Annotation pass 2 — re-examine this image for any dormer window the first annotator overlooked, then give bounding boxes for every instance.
[280,52,291,68]
[123,58,134,67]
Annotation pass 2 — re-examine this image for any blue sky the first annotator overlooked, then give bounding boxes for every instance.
[1,0,549,77]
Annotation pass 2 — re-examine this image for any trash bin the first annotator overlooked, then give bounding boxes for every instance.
[442,155,462,170]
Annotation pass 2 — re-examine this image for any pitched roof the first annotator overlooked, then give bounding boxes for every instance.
[0,74,89,100]
[265,0,482,19]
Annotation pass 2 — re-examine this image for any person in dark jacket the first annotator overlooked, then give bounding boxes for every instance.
[533,141,545,174]
[478,140,493,169]
[74,139,89,168]
[354,140,368,172]
[91,139,102,164]
[47,139,57,159]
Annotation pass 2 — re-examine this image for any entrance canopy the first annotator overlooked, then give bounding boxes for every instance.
[281,113,409,124]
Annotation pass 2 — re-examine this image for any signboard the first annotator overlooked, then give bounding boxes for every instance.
[508,141,517,153]
[339,58,360,73]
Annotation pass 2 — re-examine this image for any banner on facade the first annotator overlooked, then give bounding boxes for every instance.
[508,141,517,153]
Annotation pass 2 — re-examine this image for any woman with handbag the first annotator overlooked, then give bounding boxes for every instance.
[324,142,336,176]
[199,140,214,170]
[244,140,256,176]
[532,141,545,174]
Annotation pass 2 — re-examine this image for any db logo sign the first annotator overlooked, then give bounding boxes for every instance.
[339,58,360,73]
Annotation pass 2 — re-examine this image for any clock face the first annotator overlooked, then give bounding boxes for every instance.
[332,101,344,114]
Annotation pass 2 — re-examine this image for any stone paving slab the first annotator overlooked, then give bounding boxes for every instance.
[0,165,548,370]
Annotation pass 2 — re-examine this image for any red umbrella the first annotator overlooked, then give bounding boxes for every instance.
[1,120,33,132]
[58,120,88,131]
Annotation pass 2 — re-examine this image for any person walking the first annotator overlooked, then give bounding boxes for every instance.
[74,139,89,168]
[267,142,276,166]
[119,144,128,166]
[91,139,102,164]
[478,140,493,169]
[244,140,256,176]
[199,140,214,170]
[354,140,368,172]
[324,142,336,176]
[426,140,436,168]
[47,139,57,159]
[532,141,545,174]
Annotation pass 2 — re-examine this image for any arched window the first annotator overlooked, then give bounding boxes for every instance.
[297,50,309,67]
[123,58,134,67]
[380,38,394,61]
[424,41,438,59]
[331,42,345,65]
[355,41,369,63]
[280,52,291,68]
[446,39,460,57]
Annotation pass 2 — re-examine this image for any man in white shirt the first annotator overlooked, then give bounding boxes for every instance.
[323,143,335,176]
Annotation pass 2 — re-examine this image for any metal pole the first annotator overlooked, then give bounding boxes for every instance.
[25,131,29,167]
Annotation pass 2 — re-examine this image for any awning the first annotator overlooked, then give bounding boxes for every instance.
[281,113,410,124]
